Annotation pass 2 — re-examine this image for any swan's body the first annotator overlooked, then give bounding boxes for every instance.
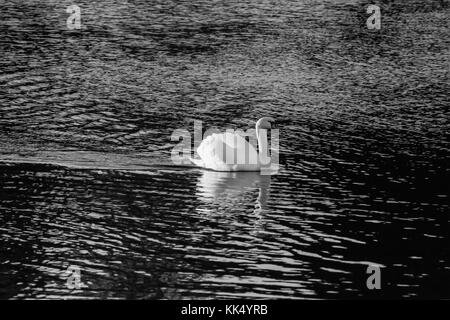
[190,117,274,172]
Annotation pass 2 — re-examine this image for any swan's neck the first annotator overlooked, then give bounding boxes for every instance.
[256,125,270,165]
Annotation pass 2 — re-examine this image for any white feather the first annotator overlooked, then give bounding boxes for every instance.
[192,132,261,171]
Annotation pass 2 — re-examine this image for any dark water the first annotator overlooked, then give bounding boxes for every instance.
[0,0,449,299]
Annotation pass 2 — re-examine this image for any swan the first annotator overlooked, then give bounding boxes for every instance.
[190,117,275,172]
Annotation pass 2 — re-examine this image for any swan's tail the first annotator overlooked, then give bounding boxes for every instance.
[189,157,205,168]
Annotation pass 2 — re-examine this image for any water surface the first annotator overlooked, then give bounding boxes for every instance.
[0,0,449,299]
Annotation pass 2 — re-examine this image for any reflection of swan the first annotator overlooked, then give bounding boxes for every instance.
[196,171,271,211]
[190,117,274,171]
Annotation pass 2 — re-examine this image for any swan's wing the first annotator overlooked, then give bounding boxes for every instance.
[196,132,259,170]
[196,133,227,170]
[222,132,259,166]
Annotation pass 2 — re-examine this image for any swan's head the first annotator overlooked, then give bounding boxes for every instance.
[256,117,275,130]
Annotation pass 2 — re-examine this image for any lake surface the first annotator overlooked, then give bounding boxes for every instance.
[0,0,449,299]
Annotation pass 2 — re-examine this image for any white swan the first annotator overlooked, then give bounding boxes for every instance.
[190,117,274,171]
